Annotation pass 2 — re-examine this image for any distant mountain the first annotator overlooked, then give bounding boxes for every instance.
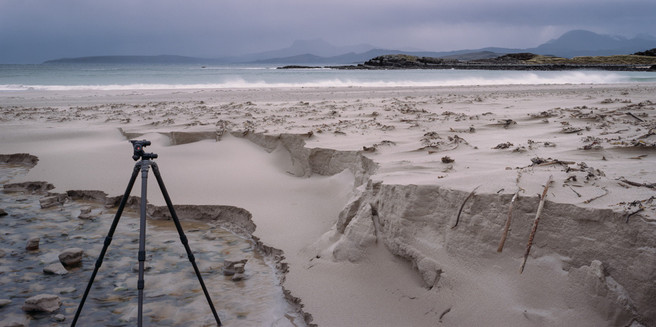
[42,30,656,65]
[226,39,377,63]
[531,30,656,57]
[252,48,510,64]
[43,55,220,64]
[251,31,656,64]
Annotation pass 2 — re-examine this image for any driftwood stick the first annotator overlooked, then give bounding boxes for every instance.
[451,185,481,229]
[519,175,553,274]
[583,187,609,204]
[497,190,519,253]
[618,178,656,189]
[626,207,644,223]
[537,160,575,167]
[626,112,645,122]
[568,186,582,197]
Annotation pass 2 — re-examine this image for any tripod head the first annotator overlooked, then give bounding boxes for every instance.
[130,140,158,161]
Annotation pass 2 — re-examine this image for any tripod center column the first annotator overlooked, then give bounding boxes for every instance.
[137,160,151,327]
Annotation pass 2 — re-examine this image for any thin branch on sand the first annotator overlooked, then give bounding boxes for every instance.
[626,112,645,122]
[451,185,481,229]
[497,190,520,253]
[626,207,644,223]
[520,175,553,274]
[618,178,656,189]
[583,187,609,204]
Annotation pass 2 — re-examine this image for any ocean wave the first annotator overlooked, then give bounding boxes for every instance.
[0,71,650,91]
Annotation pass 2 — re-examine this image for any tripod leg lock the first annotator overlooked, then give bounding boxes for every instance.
[95,258,103,269]
[138,280,144,290]
[138,250,146,262]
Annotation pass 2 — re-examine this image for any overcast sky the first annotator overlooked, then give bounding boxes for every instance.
[1,0,654,63]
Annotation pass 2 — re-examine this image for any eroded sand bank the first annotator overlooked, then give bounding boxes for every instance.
[1,84,655,326]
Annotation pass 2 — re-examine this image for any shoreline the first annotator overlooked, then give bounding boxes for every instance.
[2,84,656,326]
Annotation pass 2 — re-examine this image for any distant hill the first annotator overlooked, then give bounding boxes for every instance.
[531,30,656,58]
[328,53,656,71]
[255,31,656,64]
[252,49,509,64]
[226,39,378,63]
[42,30,656,65]
[43,55,221,64]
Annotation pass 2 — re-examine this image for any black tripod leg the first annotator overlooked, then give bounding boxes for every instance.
[151,162,222,326]
[71,163,140,327]
[137,161,150,327]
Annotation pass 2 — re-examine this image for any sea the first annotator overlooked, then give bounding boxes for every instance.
[1,63,655,91]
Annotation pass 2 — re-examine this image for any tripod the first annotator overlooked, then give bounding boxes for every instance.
[71,140,222,326]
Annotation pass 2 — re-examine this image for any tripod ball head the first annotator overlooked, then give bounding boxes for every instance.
[130,140,158,161]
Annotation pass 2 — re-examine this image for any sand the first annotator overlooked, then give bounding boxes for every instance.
[1,84,655,326]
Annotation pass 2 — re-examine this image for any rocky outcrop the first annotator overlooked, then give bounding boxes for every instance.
[362,54,459,68]
[39,194,68,208]
[329,53,656,71]
[0,153,39,167]
[3,181,54,194]
[148,204,256,236]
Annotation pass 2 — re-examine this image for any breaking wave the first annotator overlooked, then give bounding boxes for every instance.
[1,70,653,91]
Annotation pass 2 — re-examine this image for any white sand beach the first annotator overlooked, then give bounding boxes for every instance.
[1,84,655,326]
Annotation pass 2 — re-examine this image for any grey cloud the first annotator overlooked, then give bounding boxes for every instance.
[1,0,654,63]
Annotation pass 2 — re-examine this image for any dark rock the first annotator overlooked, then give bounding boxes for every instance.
[26,237,40,251]
[58,248,83,267]
[3,181,54,194]
[222,259,247,276]
[39,195,67,209]
[277,65,322,69]
[66,190,107,202]
[22,294,62,313]
[0,208,7,216]
[441,156,455,164]
[493,142,514,149]
[634,48,656,56]
[77,207,94,220]
[336,53,656,71]
[231,273,246,282]
[0,153,39,166]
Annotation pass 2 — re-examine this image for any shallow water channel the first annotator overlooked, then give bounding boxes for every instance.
[0,163,304,326]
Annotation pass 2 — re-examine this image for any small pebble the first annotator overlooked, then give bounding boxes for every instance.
[26,237,40,251]
[22,294,62,313]
[231,273,246,282]
[78,206,94,219]
[58,248,84,267]
[44,262,68,275]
